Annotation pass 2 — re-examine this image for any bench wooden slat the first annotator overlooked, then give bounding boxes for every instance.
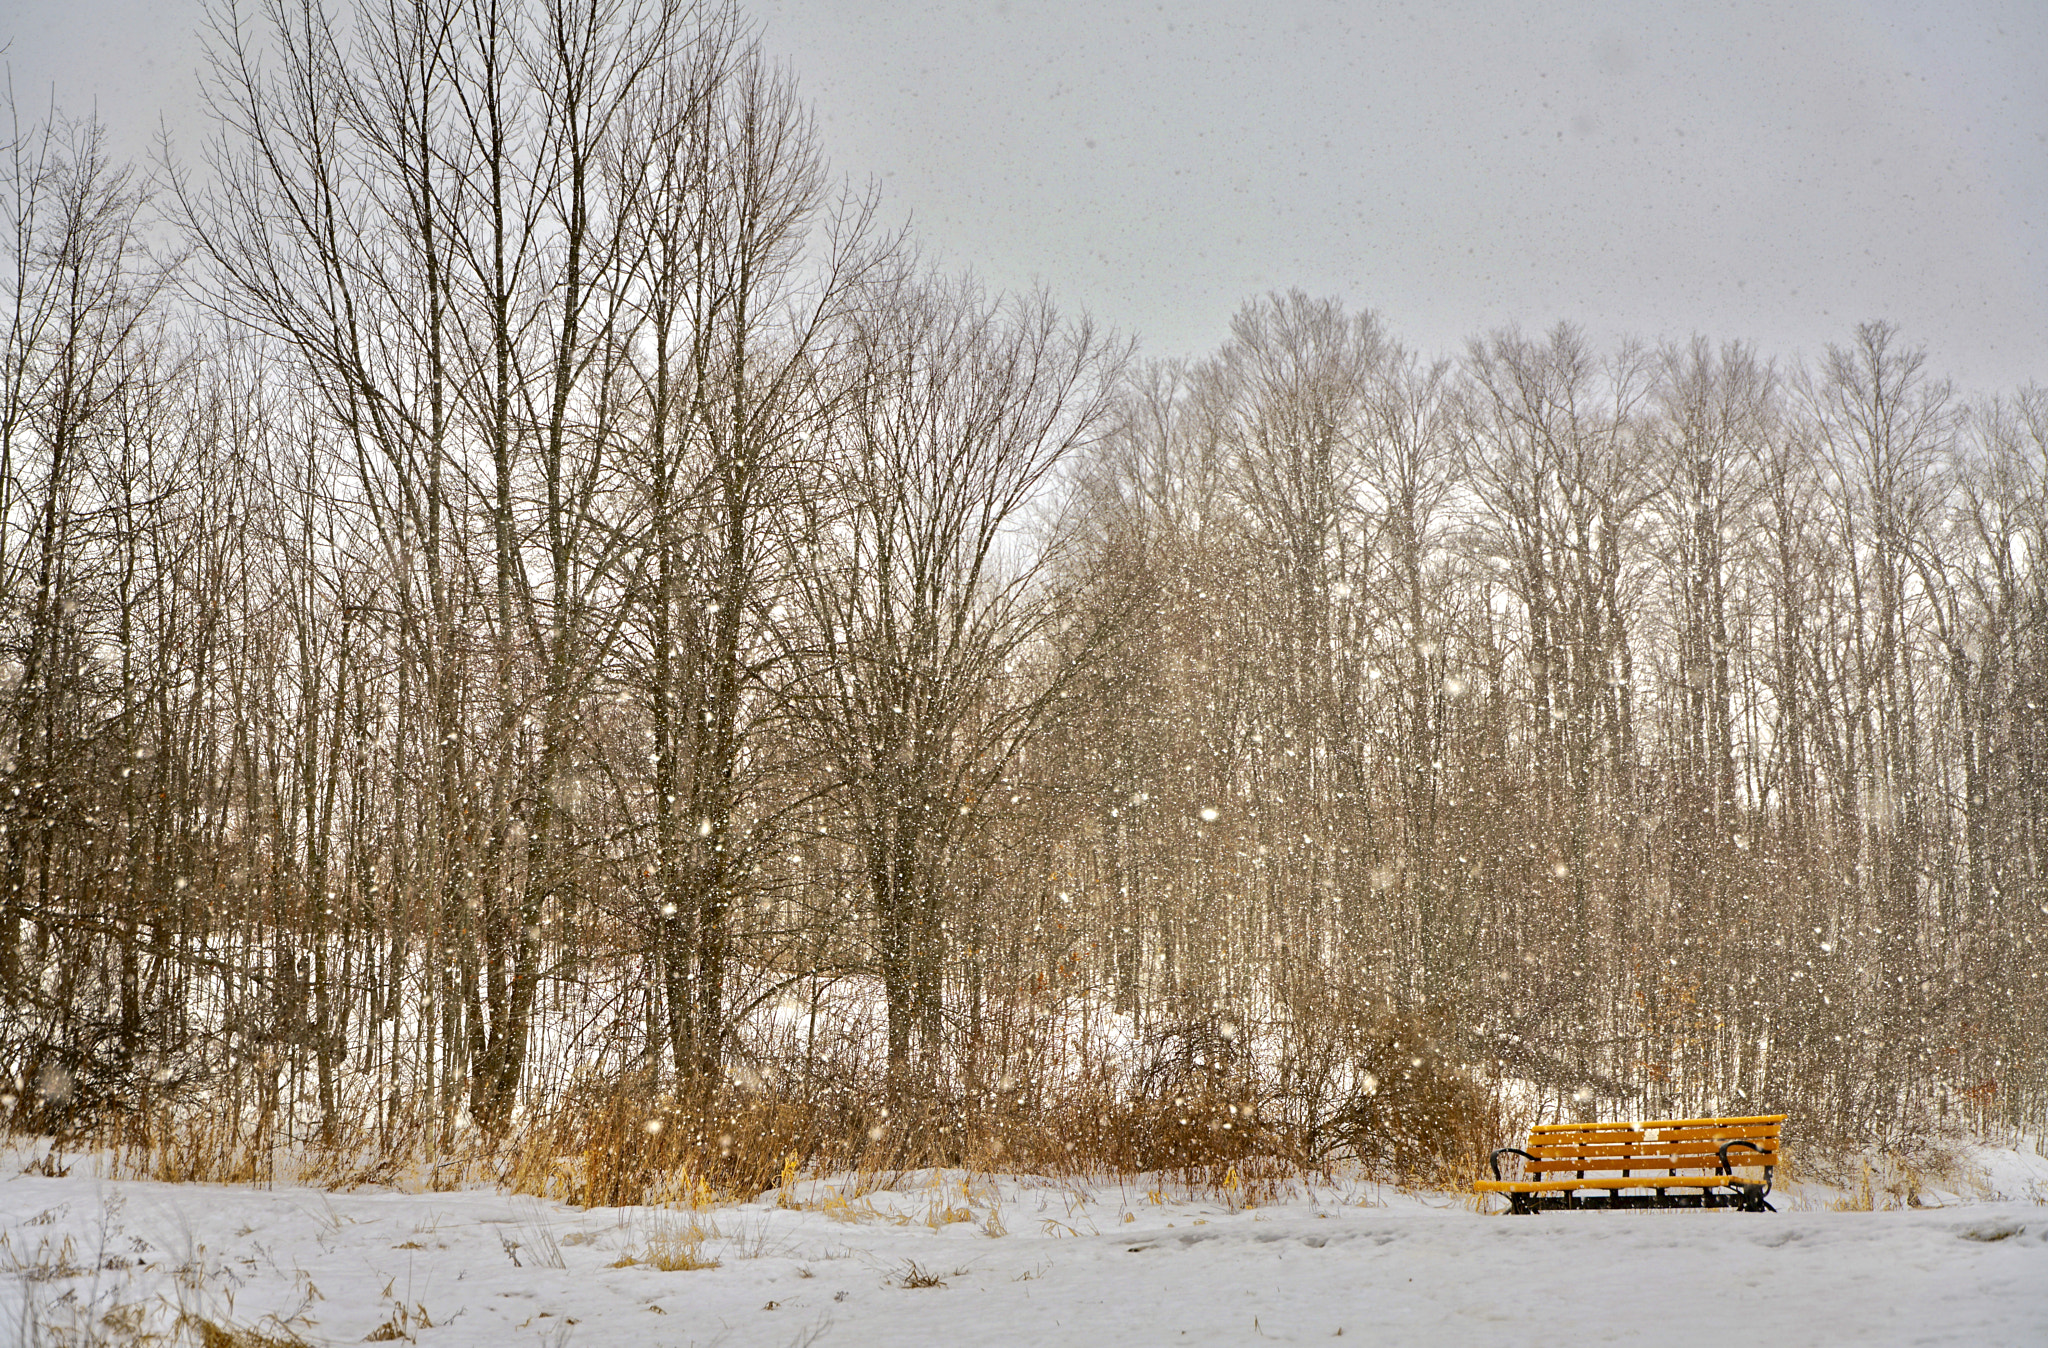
[1528,1114,1786,1132]
[1475,1174,1761,1194]
[1524,1147,1777,1164]
[1527,1131,1781,1148]
[1527,1125,1781,1147]
[1519,1162,1775,1176]
[1521,1147,1776,1163]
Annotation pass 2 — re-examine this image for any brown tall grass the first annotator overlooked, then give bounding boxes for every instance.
[7,1002,1514,1208]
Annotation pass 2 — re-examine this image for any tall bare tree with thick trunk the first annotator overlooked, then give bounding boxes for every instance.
[612,30,890,1094]
[1801,322,1953,1098]
[795,275,1125,1090]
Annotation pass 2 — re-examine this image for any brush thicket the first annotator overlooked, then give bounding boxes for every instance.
[8,994,1517,1207]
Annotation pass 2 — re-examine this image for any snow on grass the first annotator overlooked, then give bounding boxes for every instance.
[2,1143,2045,1346]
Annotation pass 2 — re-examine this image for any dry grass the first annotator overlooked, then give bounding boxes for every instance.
[609,1214,722,1271]
[1800,1142,1970,1211]
[0,1000,1664,1218]
[895,1259,946,1288]
[360,1301,435,1343]
[185,1319,310,1348]
[4,1048,1505,1221]
[0,1233,314,1348]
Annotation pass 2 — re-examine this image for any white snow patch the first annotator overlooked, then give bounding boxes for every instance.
[1,1146,2044,1345]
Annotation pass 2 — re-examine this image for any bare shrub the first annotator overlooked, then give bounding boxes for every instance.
[1318,1008,1492,1180]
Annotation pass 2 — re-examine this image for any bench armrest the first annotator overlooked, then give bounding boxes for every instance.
[1490,1147,1538,1183]
[1717,1140,1774,1198]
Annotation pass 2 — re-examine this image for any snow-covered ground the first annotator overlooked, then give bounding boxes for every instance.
[3,1145,2045,1347]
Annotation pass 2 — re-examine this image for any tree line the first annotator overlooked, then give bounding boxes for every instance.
[2,0,2042,1164]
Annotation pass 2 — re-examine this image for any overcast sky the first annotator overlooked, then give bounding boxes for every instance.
[8,0,2046,392]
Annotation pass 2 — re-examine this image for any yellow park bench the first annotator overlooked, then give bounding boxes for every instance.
[1475,1114,1784,1214]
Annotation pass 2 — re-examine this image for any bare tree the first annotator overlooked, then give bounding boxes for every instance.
[1194,292,1386,997]
[1800,322,1954,1083]
[0,107,170,1006]
[610,29,891,1093]
[188,0,700,1131]
[1458,324,1654,1017]
[793,275,1125,1088]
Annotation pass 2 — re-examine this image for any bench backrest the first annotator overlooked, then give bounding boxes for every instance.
[1519,1114,1784,1176]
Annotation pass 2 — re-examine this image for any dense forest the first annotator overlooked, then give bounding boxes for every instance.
[3,0,2043,1191]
